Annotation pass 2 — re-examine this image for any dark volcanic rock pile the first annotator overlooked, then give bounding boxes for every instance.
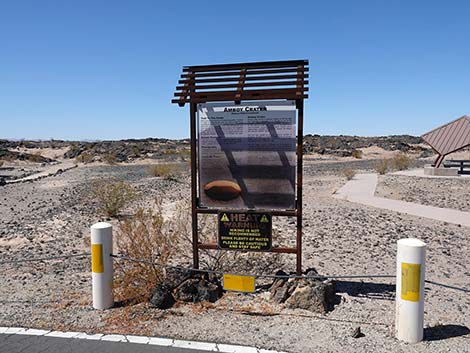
[0,149,54,164]
[150,267,223,309]
[303,134,425,156]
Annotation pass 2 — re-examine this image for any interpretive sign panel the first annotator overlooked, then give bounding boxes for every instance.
[198,101,296,210]
[218,211,272,251]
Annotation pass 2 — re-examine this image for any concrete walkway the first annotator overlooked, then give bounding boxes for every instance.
[391,168,470,179]
[333,173,470,227]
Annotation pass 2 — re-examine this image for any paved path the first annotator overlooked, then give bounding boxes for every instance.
[0,334,206,353]
[333,173,470,227]
[391,168,470,179]
[0,328,275,353]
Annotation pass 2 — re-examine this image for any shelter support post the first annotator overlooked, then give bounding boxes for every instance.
[433,154,445,168]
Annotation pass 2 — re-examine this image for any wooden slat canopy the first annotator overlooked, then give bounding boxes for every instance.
[172,60,309,106]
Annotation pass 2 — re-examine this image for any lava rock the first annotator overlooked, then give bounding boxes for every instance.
[150,284,175,309]
[164,267,194,289]
[174,275,222,303]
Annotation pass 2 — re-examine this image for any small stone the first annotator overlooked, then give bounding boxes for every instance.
[350,326,363,338]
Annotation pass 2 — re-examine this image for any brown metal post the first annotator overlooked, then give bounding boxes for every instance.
[189,102,199,269]
[296,99,304,276]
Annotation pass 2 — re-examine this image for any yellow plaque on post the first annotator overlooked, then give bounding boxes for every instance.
[401,263,421,302]
[223,274,255,293]
[92,244,104,273]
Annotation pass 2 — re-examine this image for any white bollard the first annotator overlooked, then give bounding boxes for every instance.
[91,222,114,310]
[395,238,426,343]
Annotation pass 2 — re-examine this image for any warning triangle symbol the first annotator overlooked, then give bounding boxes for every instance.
[221,213,229,222]
[260,215,269,223]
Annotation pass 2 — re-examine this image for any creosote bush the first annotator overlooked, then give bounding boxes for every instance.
[91,179,138,217]
[342,169,356,180]
[102,153,117,165]
[376,159,389,175]
[115,202,177,304]
[148,163,180,179]
[75,151,94,164]
[28,152,44,163]
[392,152,413,171]
[351,149,363,159]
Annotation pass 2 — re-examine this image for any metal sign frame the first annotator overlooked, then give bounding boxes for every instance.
[172,60,308,275]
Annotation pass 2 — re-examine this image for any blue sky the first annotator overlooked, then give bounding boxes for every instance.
[0,1,469,140]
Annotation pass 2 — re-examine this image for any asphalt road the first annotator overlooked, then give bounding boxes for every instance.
[0,334,209,353]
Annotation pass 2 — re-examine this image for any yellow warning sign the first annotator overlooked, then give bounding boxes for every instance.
[260,214,269,223]
[220,213,229,222]
[92,244,104,273]
[223,274,255,293]
[401,262,421,302]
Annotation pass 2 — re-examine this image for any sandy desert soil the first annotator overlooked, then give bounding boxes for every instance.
[376,174,470,212]
[0,159,469,353]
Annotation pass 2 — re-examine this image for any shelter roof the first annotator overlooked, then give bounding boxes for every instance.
[421,115,470,155]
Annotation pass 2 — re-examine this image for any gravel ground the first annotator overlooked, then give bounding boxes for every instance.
[375,174,470,212]
[0,161,469,353]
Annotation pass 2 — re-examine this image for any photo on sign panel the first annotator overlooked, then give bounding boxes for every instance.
[197,100,296,210]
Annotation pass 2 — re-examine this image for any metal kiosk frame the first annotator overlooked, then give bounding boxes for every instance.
[172,60,309,275]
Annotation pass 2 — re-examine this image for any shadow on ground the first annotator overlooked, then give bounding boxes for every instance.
[335,280,395,300]
[424,324,470,341]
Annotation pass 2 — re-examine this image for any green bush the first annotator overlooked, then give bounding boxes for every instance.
[91,179,138,217]
[342,169,356,180]
[351,149,363,159]
[75,151,94,164]
[148,163,179,179]
[102,153,117,165]
[392,152,413,171]
[376,159,389,175]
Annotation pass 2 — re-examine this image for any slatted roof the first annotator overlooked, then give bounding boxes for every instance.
[421,115,470,155]
[172,60,308,107]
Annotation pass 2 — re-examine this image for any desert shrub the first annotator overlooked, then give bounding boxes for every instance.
[351,149,363,159]
[176,148,191,161]
[131,145,141,158]
[342,169,356,180]
[114,202,177,304]
[102,153,117,165]
[75,151,94,164]
[28,152,44,163]
[392,152,413,171]
[148,163,180,179]
[376,159,389,175]
[91,179,138,217]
